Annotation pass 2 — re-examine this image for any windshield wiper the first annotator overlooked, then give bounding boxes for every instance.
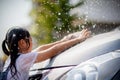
[30,65,76,71]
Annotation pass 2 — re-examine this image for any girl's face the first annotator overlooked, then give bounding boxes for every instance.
[28,37,33,52]
[18,37,33,53]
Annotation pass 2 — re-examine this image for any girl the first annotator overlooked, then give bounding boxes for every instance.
[2,27,90,80]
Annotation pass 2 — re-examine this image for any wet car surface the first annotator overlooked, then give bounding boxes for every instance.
[29,29,120,80]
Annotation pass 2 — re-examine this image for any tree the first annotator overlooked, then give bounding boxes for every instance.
[30,0,84,45]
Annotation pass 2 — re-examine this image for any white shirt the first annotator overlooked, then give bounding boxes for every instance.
[3,51,38,80]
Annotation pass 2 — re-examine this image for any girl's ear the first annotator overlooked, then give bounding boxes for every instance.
[18,39,27,49]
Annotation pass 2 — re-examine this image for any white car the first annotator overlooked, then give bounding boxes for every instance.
[29,29,120,80]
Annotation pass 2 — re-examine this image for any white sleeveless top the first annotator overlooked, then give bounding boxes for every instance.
[3,51,38,80]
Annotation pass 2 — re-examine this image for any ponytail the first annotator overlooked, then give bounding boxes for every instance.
[9,32,20,79]
[2,40,10,56]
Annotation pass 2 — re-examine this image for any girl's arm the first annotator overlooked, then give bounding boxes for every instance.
[33,29,89,52]
[33,39,67,52]
[35,30,90,63]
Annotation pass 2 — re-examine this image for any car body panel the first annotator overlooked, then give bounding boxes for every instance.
[44,30,120,80]
[66,50,120,80]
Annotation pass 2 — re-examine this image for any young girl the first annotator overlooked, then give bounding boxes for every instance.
[2,27,90,80]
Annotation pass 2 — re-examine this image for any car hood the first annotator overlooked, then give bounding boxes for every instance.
[30,29,120,80]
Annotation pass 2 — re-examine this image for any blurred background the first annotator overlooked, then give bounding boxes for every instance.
[0,0,120,70]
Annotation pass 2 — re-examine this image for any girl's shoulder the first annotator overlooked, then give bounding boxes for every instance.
[19,51,37,58]
[17,51,38,70]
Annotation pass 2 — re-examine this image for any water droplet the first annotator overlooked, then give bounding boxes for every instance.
[93,24,96,28]
[85,16,88,21]
[58,13,61,15]
[13,34,16,37]
[78,25,81,27]
[67,30,70,33]
[78,17,81,20]
[14,44,16,46]
[81,25,85,29]
[59,27,62,30]
[57,18,60,20]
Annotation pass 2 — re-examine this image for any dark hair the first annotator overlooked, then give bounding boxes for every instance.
[2,27,30,79]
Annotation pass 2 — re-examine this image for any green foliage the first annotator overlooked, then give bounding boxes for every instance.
[30,0,84,44]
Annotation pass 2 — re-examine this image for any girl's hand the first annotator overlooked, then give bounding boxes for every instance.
[61,29,91,41]
[77,29,91,41]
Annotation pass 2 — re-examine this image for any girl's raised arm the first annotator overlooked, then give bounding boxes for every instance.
[35,29,91,63]
[33,29,90,52]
